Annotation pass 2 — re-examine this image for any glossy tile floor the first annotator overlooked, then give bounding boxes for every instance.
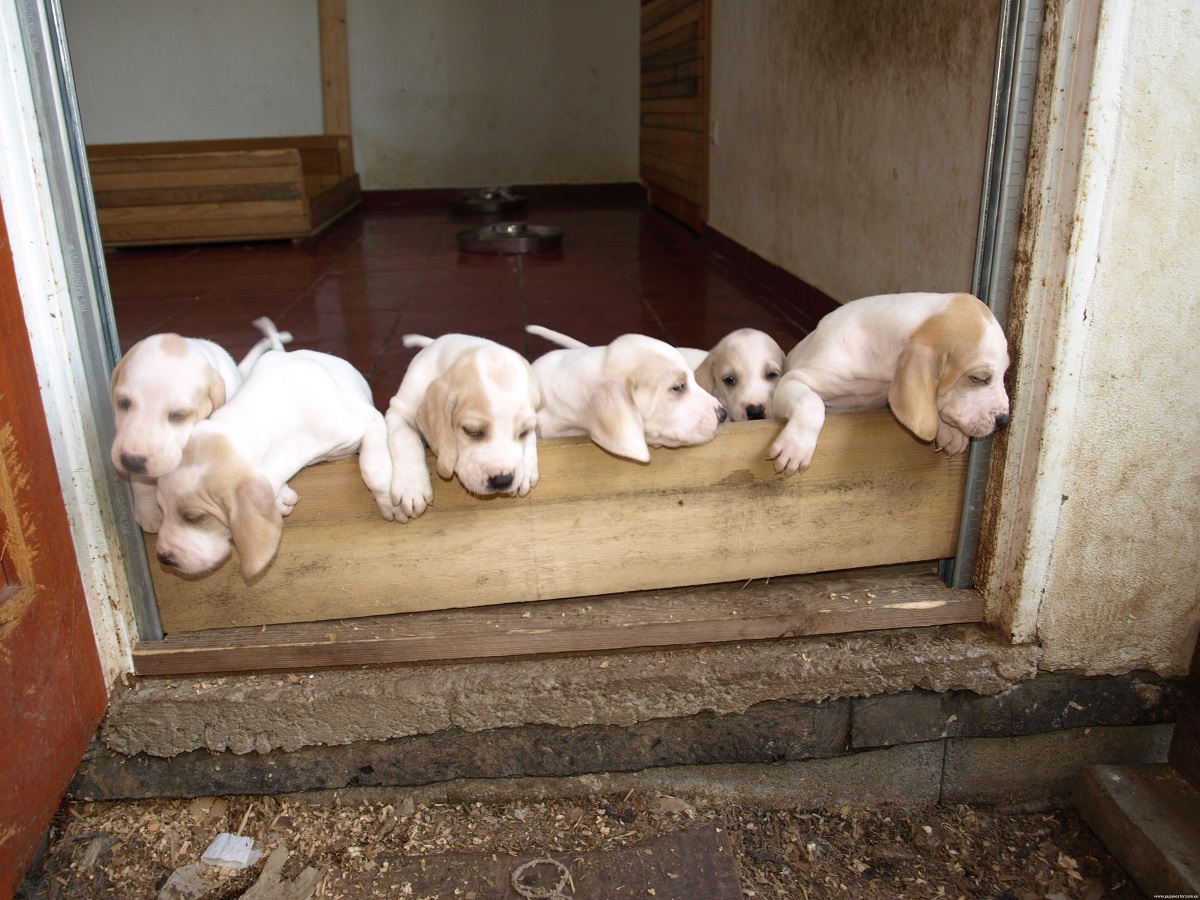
[105,198,811,411]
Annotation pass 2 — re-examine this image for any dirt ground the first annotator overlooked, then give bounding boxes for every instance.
[17,788,1145,899]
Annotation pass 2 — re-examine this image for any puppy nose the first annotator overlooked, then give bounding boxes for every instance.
[995,412,1011,430]
[717,406,728,424]
[488,473,515,491]
[156,550,176,567]
[745,404,766,420]
[120,453,148,474]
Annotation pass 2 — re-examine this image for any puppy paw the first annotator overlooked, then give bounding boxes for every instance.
[767,423,819,475]
[277,484,300,516]
[390,468,434,522]
[934,422,970,456]
[135,505,164,534]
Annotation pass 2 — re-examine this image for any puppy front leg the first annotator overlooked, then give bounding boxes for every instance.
[767,374,826,475]
[385,409,434,522]
[358,412,398,520]
[517,435,539,497]
[132,475,164,532]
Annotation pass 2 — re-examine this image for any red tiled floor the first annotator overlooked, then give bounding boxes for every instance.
[105,199,812,408]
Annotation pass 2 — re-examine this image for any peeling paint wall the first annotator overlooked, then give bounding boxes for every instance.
[708,0,1000,302]
[60,0,640,191]
[1033,0,1200,675]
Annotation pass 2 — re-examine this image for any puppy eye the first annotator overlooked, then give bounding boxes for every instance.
[463,426,484,440]
[182,511,206,525]
[970,374,991,385]
[519,428,533,440]
[722,375,737,387]
[168,409,191,424]
[671,381,687,394]
[765,371,780,381]
[116,397,132,411]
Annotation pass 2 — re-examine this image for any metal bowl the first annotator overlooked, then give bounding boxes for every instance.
[457,222,564,254]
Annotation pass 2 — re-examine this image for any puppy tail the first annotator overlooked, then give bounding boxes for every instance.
[526,324,589,350]
[239,317,294,374]
[402,334,435,349]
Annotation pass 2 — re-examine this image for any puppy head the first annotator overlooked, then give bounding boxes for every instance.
[694,328,785,421]
[589,335,726,461]
[110,334,228,478]
[888,293,1011,442]
[415,345,541,496]
[153,431,282,578]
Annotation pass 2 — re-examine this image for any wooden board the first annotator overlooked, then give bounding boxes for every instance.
[133,565,980,675]
[145,412,967,634]
[88,136,360,247]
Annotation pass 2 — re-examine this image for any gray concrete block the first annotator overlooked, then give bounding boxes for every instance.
[1073,763,1200,898]
[941,723,1174,806]
[943,671,1181,739]
[852,689,943,748]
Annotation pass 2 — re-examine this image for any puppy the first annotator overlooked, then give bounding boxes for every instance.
[693,328,785,421]
[386,334,542,522]
[526,325,783,422]
[768,292,1011,474]
[109,318,290,531]
[153,349,393,578]
[527,327,727,462]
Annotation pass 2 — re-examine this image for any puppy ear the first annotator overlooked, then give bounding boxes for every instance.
[110,348,130,404]
[415,375,459,480]
[230,476,283,579]
[692,353,714,391]
[202,367,228,418]
[588,378,650,462]
[888,341,942,442]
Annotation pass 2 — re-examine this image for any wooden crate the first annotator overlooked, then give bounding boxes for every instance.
[144,413,968,635]
[88,135,361,247]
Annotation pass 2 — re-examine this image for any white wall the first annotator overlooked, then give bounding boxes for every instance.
[62,0,323,143]
[708,1,1000,302]
[60,0,640,189]
[348,0,640,190]
[1024,0,1200,674]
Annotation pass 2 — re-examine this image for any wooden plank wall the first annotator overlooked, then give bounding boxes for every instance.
[641,0,709,231]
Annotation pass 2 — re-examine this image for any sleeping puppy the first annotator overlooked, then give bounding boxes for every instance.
[693,328,785,421]
[527,328,727,462]
[768,292,1011,474]
[153,349,393,578]
[526,325,783,422]
[386,334,542,522]
[109,318,291,531]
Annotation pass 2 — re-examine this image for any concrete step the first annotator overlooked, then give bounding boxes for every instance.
[1073,763,1200,897]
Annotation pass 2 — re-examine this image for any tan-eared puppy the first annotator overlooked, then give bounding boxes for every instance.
[386,334,542,522]
[527,328,727,462]
[693,328,785,421]
[769,292,1011,474]
[109,319,290,532]
[153,349,393,578]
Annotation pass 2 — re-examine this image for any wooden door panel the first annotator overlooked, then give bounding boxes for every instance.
[640,0,710,231]
[0,200,107,893]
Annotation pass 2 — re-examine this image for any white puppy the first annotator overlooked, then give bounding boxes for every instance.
[109,318,291,531]
[693,328,785,421]
[768,292,1011,474]
[526,325,783,422]
[386,334,542,522]
[153,349,393,578]
[527,328,727,462]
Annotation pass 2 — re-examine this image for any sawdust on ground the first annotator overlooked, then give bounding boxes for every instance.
[18,790,1144,899]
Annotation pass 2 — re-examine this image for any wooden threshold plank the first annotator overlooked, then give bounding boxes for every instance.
[133,566,981,676]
